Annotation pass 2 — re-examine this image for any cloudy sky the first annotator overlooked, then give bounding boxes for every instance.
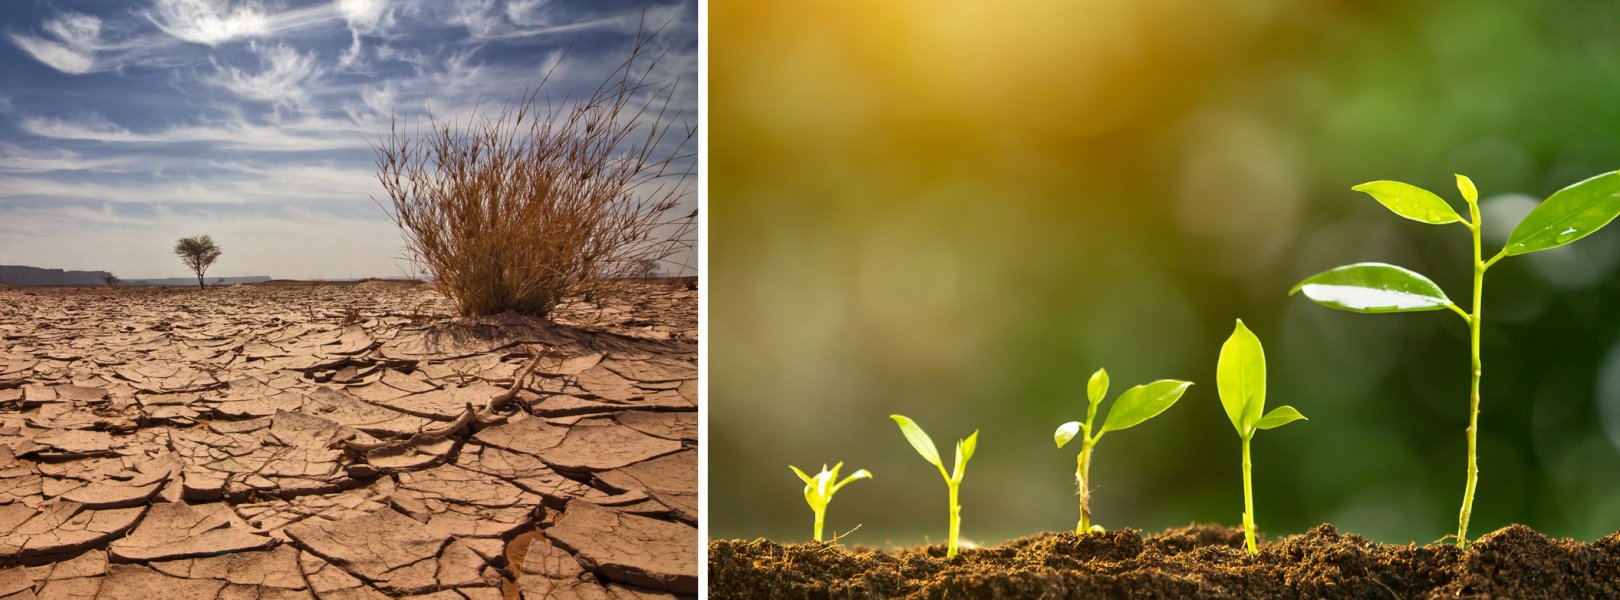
[0,0,696,280]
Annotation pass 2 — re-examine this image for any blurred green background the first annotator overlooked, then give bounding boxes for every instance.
[709,0,1620,546]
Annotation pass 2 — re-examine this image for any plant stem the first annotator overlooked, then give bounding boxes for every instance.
[947,482,961,558]
[1076,438,1095,534]
[1242,435,1257,554]
[1458,199,1487,549]
[813,508,825,542]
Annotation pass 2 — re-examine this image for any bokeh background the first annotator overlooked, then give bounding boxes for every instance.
[710,0,1620,546]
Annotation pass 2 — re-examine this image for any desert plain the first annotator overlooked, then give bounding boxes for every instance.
[0,280,697,599]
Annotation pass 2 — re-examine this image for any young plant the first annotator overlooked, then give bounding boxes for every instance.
[788,462,872,542]
[1054,369,1192,534]
[1290,171,1620,548]
[890,415,977,558]
[1216,320,1307,555]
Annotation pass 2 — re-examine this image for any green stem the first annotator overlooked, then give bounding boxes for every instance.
[1458,202,1487,549]
[947,481,961,557]
[1242,435,1257,554]
[1076,438,1095,534]
[813,507,825,542]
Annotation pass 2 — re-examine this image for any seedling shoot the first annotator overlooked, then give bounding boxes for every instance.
[1054,368,1192,534]
[1216,320,1307,554]
[890,414,977,558]
[788,462,872,542]
[1290,170,1620,547]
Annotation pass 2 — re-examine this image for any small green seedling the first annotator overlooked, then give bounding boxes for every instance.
[890,414,977,558]
[1054,368,1192,534]
[788,462,872,542]
[1216,320,1307,555]
[1290,171,1620,548]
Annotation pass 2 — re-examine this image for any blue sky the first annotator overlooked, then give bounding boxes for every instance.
[0,0,696,279]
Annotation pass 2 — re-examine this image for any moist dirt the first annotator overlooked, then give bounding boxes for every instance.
[709,523,1620,599]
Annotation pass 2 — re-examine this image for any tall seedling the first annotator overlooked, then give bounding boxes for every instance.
[1217,320,1307,554]
[1054,369,1192,534]
[1290,171,1620,547]
[890,415,977,558]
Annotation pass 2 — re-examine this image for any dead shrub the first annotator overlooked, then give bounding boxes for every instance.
[375,27,695,318]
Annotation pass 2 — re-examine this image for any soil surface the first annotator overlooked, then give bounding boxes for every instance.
[0,281,697,599]
[710,524,1620,599]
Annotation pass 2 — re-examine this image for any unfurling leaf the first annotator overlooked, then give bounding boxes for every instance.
[1255,405,1307,430]
[1503,170,1620,256]
[1289,262,1452,313]
[1352,180,1463,225]
[960,430,978,464]
[1054,421,1081,448]
[1217,320,1267,436]
[890,415,943,470]
[1087,368,1110,405]
[1456,174,1478,204]
[1101,380,1192,434]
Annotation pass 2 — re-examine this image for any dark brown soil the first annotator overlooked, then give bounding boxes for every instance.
[709,524,1620,599]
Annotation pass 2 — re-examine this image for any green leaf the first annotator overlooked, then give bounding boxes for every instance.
[1087,368,1109,405]
[1289,262,1452,313]
[1100,380,1192,434]
[832,469,872,494]
[1456,174,1478,204]
[1054,421,1081,448]
[890,415,943,470]
[960,430,978,464]
[1256,405,1307,430]
[789,465,813,485]
[1217,320,1266,435]
[1503,170,1620,256]
[1352,180,1463,225]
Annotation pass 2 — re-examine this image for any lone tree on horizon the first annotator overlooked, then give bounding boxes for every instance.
[174,235,222,289]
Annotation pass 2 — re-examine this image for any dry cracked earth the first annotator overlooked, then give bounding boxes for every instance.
[0,280,697,599]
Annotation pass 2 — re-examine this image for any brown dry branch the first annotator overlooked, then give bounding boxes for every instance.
[375,22,696,318]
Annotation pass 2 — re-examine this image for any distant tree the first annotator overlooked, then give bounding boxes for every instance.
[174,235,223,289]
[102,273,120,287]
[633,258,661,279]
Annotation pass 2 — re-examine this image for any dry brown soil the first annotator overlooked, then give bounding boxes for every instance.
[710,523,1620,599]
[0,280,696,599]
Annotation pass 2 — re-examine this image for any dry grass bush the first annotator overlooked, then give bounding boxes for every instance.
[376,26,695,318]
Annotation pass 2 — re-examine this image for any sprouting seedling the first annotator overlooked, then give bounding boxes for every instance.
[788,462,872,542]
[1054,368,1191,535]
[1289,171,1620,548]
[890,414,977,558]
[1216,319,1307,555]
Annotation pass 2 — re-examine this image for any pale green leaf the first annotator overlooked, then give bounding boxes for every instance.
[1289,262,1451,313]
[1456,174,1478,204]
[1100,380,1192,434]
[890,415,943,470]
[1217,320,1266,435]
[832,469,872,494]
[960,430,978,464]
[1054,421,1081,448]
[789,465,813,485]
[1352,180,1463,224]
[1255,405,1306,430]
[1503,170,1620,256]
[1087,368,1109,405]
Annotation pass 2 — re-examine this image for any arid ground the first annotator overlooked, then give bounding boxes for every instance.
[0,280,696,599]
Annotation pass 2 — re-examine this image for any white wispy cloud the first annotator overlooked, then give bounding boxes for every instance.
[207,42,325,107]
[0,144,134,174]
[10,11,103,74]
[20,115,374,152]
[143,0,271,45]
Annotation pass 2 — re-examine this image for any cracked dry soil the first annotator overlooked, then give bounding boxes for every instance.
[710,523,1620,599]
[0,280,697,599]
